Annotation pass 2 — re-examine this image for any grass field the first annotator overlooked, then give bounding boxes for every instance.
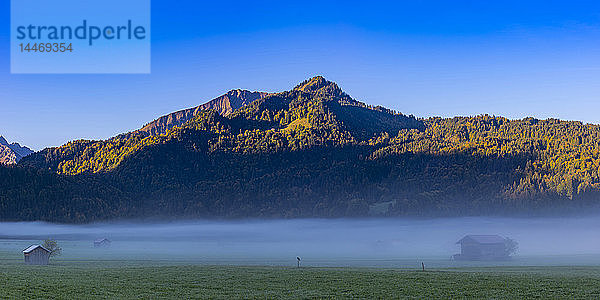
[1,260,600,299]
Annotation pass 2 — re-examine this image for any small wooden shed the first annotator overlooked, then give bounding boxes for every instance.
[94,238,111,248]
[454,235,507,260]
[23,245,51,265]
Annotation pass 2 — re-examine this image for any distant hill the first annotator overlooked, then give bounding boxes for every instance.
[0,136,33,165]
[6,76,600,222]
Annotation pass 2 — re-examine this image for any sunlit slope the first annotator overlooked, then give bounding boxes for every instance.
[22,76,600,199]
[21,76,422,174]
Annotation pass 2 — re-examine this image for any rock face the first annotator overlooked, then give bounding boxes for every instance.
[137,89,269,136]
[0,136,33,164]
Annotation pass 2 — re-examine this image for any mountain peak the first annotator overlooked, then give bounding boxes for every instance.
[0,136,33,165]
[226,89,253,96]
[293,76,341,93]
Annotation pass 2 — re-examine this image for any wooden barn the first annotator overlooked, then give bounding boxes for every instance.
[454,235,508,261]
[23,245,51,265]
[94,238,111,248]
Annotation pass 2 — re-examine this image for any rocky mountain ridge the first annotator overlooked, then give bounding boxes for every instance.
[0,136,33,165]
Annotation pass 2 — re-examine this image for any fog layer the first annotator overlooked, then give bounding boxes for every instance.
[1,217,600,267]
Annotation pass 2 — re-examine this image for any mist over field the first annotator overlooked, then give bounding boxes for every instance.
[2,217,600,267]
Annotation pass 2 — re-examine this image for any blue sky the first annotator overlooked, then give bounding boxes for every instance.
[2,0,600,150]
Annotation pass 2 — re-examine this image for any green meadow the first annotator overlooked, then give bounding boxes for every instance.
[1,259,600,299]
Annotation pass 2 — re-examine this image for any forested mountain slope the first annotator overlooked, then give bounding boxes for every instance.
[4,76,600,222]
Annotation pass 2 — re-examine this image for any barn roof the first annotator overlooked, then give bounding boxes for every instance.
[457,235,505,244]
[23,244,50,253]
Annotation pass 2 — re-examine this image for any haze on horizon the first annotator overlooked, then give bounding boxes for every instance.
[2,0,600,150]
